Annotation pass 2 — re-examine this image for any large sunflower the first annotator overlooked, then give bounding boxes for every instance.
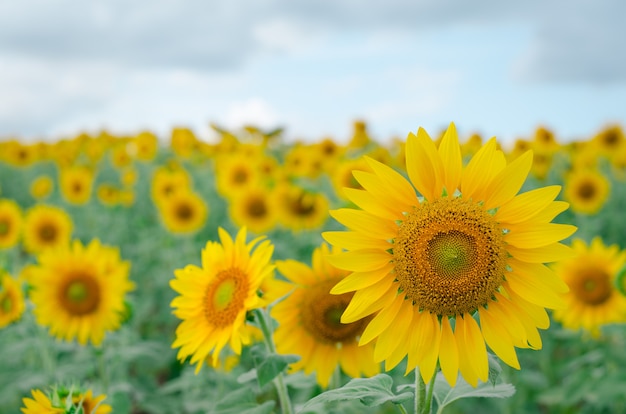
[552,237,626,337]
[271,243,379,388]
[23,204,73,254]
[0,199,23,249]
[0,272,25,328]
[323,123,576,387]
[170,227,275,372]
[29,239,133,345]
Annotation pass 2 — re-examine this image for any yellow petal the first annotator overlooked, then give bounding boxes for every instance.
[438,123,462,196]
[343,187,404,220]
[330,264,393,294]
[463,314,489,382]
[363,155,419,208]
[461,138,503,202]
[505,223,577,249]
[496,185,561,224]
[506,242,574,263]
[504,272,565,309]
[322,231,392,251]
[454,315,479,387]
[360,294,405,346]
[406,129,443,202]
[326,249,391,272]
[483,150,533,210]
[438,317,459,387]
[341,277,397,323]
[329,209,397,240]
[419,314,442,383]
[509,259,569,293]
[479,308,520,369]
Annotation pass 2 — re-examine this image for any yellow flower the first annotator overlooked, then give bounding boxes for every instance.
[228,188,278,234]
[276,183,329,232]
[30,176,54,200]
[272,243,379,388]
[563,168,610,215]
[23,204,73,254]
[552,238,626,337]
[59,166,94,205]
[324,123,576,387]
[170,227,275,372]
[215,155,261,198]
[96,184,120,206]
[158,190,208,234]
[331,157,372,201]
[130,130,159,161]
[170,127,198,158]
[150,165,192,205]
[29,239,133,345]
[0,199,23,249]
[0,272,25,328]
[20,389,63,414]
[70,389,112,414]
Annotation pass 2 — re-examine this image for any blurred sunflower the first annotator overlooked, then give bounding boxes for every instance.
[150,165,191,205]
[276,184,329,231]
[96,184,120,206]
[69,389,112,414]
[0,199,23,249]
[324,123,576,387]
[131,130,159,161]
[228,188,278,234]
[23,204,73,254]
[59,166,94,205]
[272,243,379,388]
[30,176,54,200]
[0,272,25,328]
[170,227,275,372]
[591,124,624,157]
[20,389,63,414]
[552,238,626,337]
[158,190,208,234]
[29,239,133,345]
[563,168,610,214]
[331,158,372,201]
[215,155,261,198]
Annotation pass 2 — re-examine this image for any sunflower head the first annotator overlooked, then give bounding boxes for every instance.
[30,176,54,200]
[59,166,94,205]
[0,199,23,249]
[552,237,626,337]
[158,190,208,234]
[23,204,73,254]
[170,227,275,372]
[324,123,576,387]
[0,272,25,328]
[29,239,133,346]
[563,168,610,214]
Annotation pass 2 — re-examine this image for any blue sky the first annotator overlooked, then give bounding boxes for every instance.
[1,0,625,146]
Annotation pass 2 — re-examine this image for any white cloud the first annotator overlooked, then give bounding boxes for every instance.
[222,98,281,131]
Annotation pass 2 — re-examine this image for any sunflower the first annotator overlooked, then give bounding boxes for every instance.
[0,199,23,249]
[59,166,94,205]
[23,204,73,254]
[331,158,372,201]
[170,227,275,372]
[30,176,54,200]
[563,168,610,215]
[130,130,159,161]
[323,123,576,387]
[552,238,626,337]
[158,190,208,234]
[228,188,278,234]
[214,155,261,198]
[0,272,25,328]
[20,389,63,414]
[29,239,133,345]
[271,243,379,388]
[276,183,329,232]
[96,184,120,206]
[70,389,112,414]
[150,166,192,205]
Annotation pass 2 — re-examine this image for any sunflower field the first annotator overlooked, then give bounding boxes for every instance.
[1,121,626,414]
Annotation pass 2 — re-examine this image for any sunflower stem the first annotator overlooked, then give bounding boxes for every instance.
[254,308,294,414]
[415,367,426,414]
[424,371,436,414]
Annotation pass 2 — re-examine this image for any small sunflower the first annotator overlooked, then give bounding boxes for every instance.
[324,123,576,387]
[131,130,159,161]
[30,176,54,200]
[69,389,112,414]
[21,387,112,414]
[59,166,94,205]
[552,238,626,337]
[170,227,275,372]
[29,239,133,345]
[96,184,120,206]
[563,168,610,215]
[276,183,329,232]
[158,190,208,234]
[214,155,261,198]
[272,243,379,388]
[23,204,73,254]
[150,166,192,205]
[0,199,23,249]
[0,272,25,328]
[228,188,278,234]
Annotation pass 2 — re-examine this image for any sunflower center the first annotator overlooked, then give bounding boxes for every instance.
[72,182,83,194]
[60,273,101,315]
[38,223,58,242]
[577,181,596,200]
[232,168,249,184]
[176,202,194,220]
[0,220,8,235]
[571,268,612,306]
[204,268,249,327]
[290,194,315,217]
[300,279,368,345]
[247,197,268,218]
[394,197,508,317]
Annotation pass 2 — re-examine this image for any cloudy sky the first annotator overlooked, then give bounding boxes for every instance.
[1,0,625,145]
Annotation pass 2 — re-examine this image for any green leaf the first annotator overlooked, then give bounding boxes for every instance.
[299,374,413,412]
[250,346,300,388]
[432,371,515,414]
[213,387,276,414]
